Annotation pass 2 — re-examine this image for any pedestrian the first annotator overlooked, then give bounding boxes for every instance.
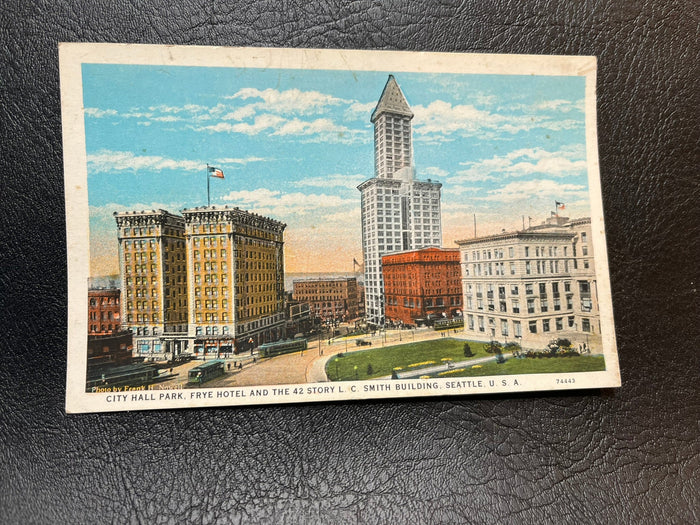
[238,362,242,370]
[227,363,231,371]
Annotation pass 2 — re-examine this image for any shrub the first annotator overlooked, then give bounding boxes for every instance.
[463,343,474,357]
[484,341,503,354]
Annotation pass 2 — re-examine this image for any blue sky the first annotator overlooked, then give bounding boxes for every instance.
[83,63,589,276]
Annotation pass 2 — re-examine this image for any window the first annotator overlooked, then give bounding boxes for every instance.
[541,299,548,312]
[526,284,533,295]
[527,299,535,314]
[508,247,514,258]
[529,321,537,334]
[510,285,519,295]
[500,319,509,336]
[542,319,550,332]
[582,318,591,332]
[514,321,522,337]
[556,318,563,330]
[512,299,520,314]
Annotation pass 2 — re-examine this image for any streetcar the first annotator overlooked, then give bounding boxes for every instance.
[433,317,464,331]
[187,360,225,385]
[257,338,308,358]
[86,363,160,391]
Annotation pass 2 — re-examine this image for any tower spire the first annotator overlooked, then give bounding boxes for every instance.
[371,75,414,122]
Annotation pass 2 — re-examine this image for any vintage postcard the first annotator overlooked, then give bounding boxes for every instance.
[61,43,619,413]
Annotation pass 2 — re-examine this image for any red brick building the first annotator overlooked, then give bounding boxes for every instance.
[88,289,132,368]
[292,277,360,322]
[382,248,462,326]
[88,288,122,335]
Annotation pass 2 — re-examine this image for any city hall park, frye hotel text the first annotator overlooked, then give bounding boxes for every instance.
[325,337,605,382]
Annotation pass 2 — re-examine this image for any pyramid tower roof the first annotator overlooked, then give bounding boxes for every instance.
[371,75,414,122]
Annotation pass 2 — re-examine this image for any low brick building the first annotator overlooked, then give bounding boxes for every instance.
[292,277,360,322]
[88,288,122,335]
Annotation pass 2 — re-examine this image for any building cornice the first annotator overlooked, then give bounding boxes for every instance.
[182,206,286,233]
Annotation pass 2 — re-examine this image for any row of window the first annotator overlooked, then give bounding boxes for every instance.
[122,226,184,237]
[465,295,575,314]
[89,311,118,320]
[88,297,119,306]
[89,324,119,332]
[464,236,588,263]
[466,315,592,336]
[386,296,461,308]
[467,281,574,296]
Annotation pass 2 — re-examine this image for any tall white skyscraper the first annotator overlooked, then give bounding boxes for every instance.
[358,75,443,326]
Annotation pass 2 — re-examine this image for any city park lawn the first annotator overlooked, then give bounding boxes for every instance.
[326,338,487,381]
[429,354,606,379]
[325,337,606,381]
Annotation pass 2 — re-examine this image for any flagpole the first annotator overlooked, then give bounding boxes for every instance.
[207,164,211,206]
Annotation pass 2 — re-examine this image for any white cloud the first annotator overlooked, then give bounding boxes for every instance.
[222,105,256,121]
[411,97,585,140]
[345,101,376,118]
[84,108,118,118]
[272,117,355,138]
[229,88,346,115]
[422,166,448,179]
[215,156,270,165]
[413,100,495,136]
[293,173,368,190]
[221,188,353,218]
[475,179,587,203]
[451,146,586,183]
[87,150,202,173]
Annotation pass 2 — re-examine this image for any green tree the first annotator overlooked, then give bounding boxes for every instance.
[463,343,474,357]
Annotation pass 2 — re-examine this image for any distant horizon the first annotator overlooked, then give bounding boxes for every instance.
[90,270,364,293]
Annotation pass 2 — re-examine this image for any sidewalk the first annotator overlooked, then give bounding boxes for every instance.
[386,353,513,380]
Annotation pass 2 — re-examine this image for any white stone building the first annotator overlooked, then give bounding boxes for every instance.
[456,216,601,351]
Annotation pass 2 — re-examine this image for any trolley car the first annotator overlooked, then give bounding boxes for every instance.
[86,363,160,391]
[258,338,308,358]
[433,317,464,331]
[187,360,225,385]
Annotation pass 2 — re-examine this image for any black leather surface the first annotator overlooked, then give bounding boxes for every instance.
[1,1,698,523]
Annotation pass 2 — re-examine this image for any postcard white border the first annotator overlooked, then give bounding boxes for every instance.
[61,43,619,413]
